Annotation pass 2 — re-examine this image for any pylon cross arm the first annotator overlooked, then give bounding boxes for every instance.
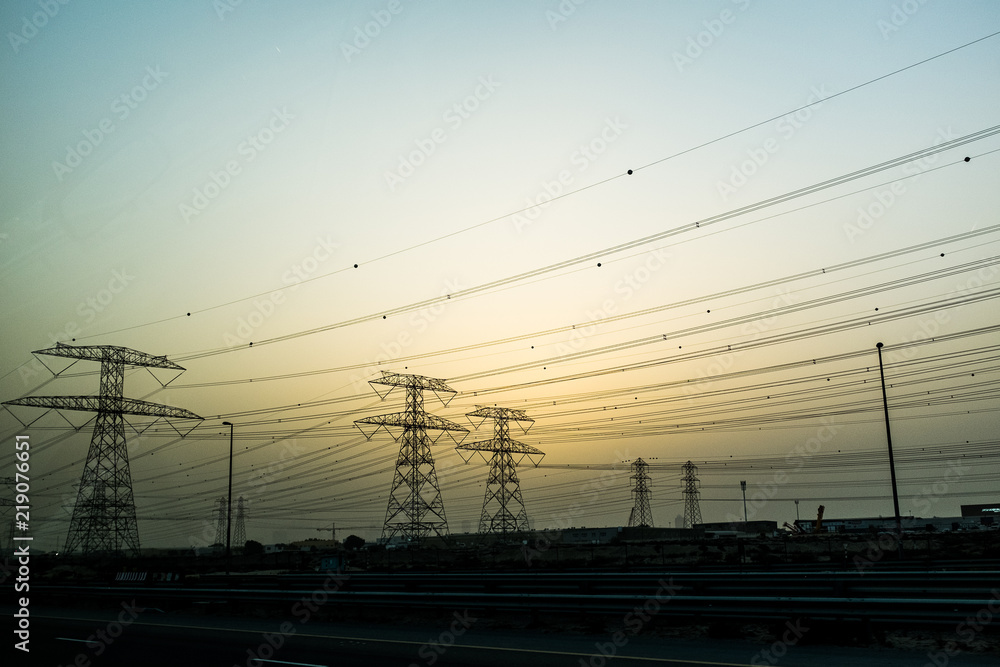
[33,342,186,371]
[354,412,467,433]
[3,395,202,420]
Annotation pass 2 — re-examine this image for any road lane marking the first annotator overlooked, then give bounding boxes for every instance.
[38,615,768,666]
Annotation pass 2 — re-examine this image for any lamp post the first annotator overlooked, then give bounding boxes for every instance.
[222,421,234,575]
[876,343,903,558]
[740,481,748,524]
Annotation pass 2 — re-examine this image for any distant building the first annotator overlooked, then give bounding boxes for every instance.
[961,503,1000,525]
[696,521,777,536]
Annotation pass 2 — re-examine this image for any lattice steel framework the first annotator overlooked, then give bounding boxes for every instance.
[681,460,702,529]
[627,458,654,528]
[355,372,467,543]
[457,407,544,536]
[214,496,227,547]
[2,343,202,557]
[234,496,247,549]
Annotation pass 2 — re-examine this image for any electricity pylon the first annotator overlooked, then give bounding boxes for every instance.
[234,496,247,549]
[457,407,544,536]
[2,343,202,557]
[681,460,703,529]
[214,497,228,547]
[627,458,653,528]
[354,372,467,543]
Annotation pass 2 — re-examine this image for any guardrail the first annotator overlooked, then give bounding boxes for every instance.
[35,570,999,628]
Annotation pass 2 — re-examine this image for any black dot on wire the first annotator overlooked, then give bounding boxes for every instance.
[627,169,633,175]
[249,342,253,347]
[383,315,386,319]
[187,312,191,316]
[597,262,602,267]
[875,307,879,311]
[940,253,945,257]
[354,264,358,268]
[964,157,971,162]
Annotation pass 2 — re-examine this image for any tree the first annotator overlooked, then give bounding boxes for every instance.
[244,540,264,556]
[343,535,365,551]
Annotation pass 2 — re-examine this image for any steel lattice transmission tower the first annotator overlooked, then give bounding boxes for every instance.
[2,343,202,557]
[627,458,654,528]
[234,496,247,549]
[681,460,703,528]
[355,372,467,543]
[214,497,228,547]
[457,407,544,536]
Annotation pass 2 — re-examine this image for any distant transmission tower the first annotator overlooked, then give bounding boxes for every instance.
[2,343,202,557]
[681,460,703,528]
[355,372,468,543]
[457,407,544,536]
[627,458,654,528]
[234,496,247,548]
[214,496,227,547]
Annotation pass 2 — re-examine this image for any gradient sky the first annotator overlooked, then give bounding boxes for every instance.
[2,1,999,550]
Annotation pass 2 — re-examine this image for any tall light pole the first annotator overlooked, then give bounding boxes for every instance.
[876,343,903,562]
[740,481,748,524]
[222,421,234,575]
[795,500,800,521]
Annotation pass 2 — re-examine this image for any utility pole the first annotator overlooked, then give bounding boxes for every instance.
[876,343,903,557]
[681,461,703,528]
[355,372,467,543]
[223,421,234,574]
[741,480,748,524]
[627,459,653,528]
[457,407,543,537]
[3,343,202,557]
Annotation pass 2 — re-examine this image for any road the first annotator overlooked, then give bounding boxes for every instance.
[9,605,999,667]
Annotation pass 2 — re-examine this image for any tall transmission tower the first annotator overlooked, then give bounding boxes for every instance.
[627,458,654,528]
[2,343,202,557]
[355,371,468,543]
[456,407,544,536]
[214,496,228,547]
[234,496,247,549]
[681,460,703,528]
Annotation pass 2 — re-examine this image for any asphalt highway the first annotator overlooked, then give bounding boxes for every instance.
[9,605,1000,667]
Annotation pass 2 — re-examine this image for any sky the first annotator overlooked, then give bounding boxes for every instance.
[2,1,999,551]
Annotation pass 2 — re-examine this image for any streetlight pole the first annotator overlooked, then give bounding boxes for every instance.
[222,421,234,576]
[876,343,903,555]
[740,481,748,524]
[795,500,800,521]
